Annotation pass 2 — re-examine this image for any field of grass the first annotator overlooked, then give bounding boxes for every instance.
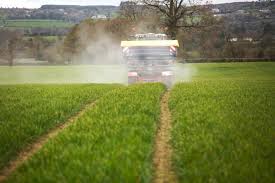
[169,81,275,182]
[175,62,275,82]
[1,62,275,182]
[6,83,165,183]
[3,19,74,28]
[0,62,274,85]
[0,65,128,85]
[0,84,118,170]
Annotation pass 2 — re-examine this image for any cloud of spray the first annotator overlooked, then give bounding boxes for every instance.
[78,35,124,65]
[8,33,128,84]
[0,20,131,84]
[2,19,198,85]
[64,22,129,84]
[72,18,135,64]
[71,20,197,86]
[174,63,197,83]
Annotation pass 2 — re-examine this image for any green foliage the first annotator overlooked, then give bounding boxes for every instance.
[7,83,165,183]
[169,81,275,182]
[0,84,119,169]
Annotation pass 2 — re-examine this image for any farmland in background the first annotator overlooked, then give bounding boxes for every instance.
[0,84,119,169]
[169,81,275,182]
[22,36,62,42]
[2,19,74,28]
[6,83,165,183]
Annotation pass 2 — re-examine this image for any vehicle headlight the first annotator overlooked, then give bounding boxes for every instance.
[162,71,173,76]
[128,72,138,77]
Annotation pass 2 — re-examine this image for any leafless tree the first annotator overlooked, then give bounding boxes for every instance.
[0,10,7,26]
[62,25,80,64]
[7,38,18,66]
[0,30,21,66]
[120,0,146,22]
[141,0,213,38]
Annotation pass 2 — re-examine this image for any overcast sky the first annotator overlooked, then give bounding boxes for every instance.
[0,0,253,8]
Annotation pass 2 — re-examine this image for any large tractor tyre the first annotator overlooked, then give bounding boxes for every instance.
[163,77,173,88]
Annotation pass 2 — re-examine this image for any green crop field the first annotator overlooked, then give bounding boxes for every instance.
[0,62,275,84]
[175,62,275,81]
[3,19,74,28]
[1,62,275,182]
[0,65,128,85]
[0,84,119,170]
[6,83,165,183]
[169,81,275,182]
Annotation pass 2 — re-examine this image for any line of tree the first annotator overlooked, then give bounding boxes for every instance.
[120,0,215,38]
[0,0,274,65]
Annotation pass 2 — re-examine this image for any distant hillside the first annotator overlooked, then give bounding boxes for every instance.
[40,5,118,9]
[210,1,275,40]
[1,1,274,22]
[213,1,275,13]
[0,1,274,38]
[0,5,119,22]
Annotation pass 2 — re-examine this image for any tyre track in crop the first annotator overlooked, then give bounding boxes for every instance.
[153,92,178,183]
[0,101,97,183]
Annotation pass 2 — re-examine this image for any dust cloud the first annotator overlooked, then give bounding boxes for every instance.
[75,28,125,65]
[6,30,128,84]
[174,63,197,83]
[2,23,196,85]
[64,25,128,84]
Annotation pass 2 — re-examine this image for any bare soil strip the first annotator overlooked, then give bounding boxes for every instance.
[0,101,97,182]
[153,92,178,183]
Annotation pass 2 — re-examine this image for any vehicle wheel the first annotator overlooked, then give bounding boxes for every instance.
[128,77,137,85]
[163,77,173,88]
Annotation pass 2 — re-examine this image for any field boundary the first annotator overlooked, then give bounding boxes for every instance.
[180,58,275,63]
[153,92,178,183]
[0,100,97,182]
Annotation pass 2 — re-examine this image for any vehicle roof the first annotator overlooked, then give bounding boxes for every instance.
[121,40,179,47]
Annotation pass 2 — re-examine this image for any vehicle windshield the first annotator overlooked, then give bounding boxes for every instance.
[123,46,176,62]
